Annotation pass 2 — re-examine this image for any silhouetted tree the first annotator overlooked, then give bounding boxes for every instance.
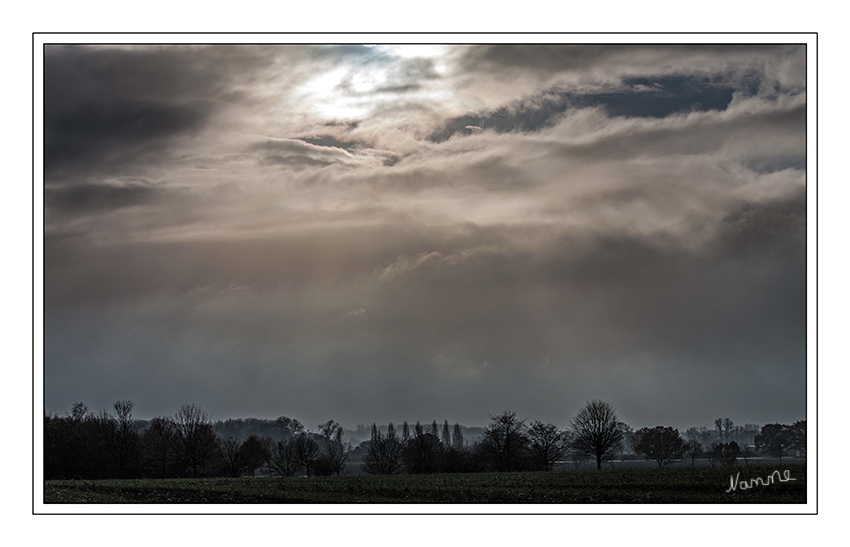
[723,418,734,442]
[452,423,464,450]
[402,421,410,444]
[570,400,624,470]
[442,420,452,446]
[239,435,271,476]
[296,432,320,476]
[527,421,568,471]
[45,402,112,479]
[274,416,304,441]
[45,407,92,479]
[633,426,685,468]
[618,422,635,457]
[219,435,244,477]
[683,439,703,467]
[269,438,301,476]
[142,416,178,478]
[173,404,218,477]
[318,420,348,476]
[739,442,756,467]
[404,421,442,473]
[755,423,791,463]
[104,400,141,478]
[564,431,588,470]
[685,426,713,448]
[788,420,806,455]
[479,411,530,472]
[733,424,761,447]
[709,441,740,467]
[362,423,404,475]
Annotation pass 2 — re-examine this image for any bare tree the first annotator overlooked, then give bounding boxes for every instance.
[683,439,703,467]
[739,442,756,467]
[108,400,141,477]
[295,432,320,476]
[173,403,218,477]
[570,400,624,470]
[268,438,301,476]
[480,411,529,472]
[142,416,177,478]
[564,431,588,470]
[723,418,734,443]
[219,435,244,477]
[318,420,348,476]
[618,422,635,457]
[527,421,568,471]
[362,423,404,475]
[442,420,452,446]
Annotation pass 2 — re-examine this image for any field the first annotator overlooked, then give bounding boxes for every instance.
[44,464,806,504]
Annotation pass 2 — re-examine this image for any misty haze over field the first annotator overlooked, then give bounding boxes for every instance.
[43,42,807,430]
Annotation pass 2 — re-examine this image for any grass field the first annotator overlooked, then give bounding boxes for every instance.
[43,464,806,504]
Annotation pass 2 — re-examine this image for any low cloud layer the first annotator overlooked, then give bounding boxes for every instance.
[43,43,807,431]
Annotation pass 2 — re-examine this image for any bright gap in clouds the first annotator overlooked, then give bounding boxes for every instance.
[376,44,452,59]
[298,45,454,121]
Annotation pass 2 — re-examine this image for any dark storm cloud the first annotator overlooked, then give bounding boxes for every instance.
[45,96,210,175]
[44,46,238,177]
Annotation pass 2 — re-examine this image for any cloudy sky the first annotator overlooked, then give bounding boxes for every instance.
[42,42,808,431]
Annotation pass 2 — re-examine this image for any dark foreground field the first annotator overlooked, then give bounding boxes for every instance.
[44,464,805,504]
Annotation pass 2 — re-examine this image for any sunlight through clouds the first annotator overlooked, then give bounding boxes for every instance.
[42,40,808,431]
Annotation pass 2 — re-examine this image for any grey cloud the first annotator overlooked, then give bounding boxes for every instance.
[251,138,385,170]
[459,44,802,81]
[428,72,785,143]
[45,180,161,212]
[543,102,806,163]
[42,43,808,431]
[44,206,805,428]
[45,95,211,177]
[44,46,249,177]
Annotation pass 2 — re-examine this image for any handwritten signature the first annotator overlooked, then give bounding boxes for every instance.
[726,469,796,492]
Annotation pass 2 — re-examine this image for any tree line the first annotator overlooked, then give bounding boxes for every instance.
[43,399,806,480]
